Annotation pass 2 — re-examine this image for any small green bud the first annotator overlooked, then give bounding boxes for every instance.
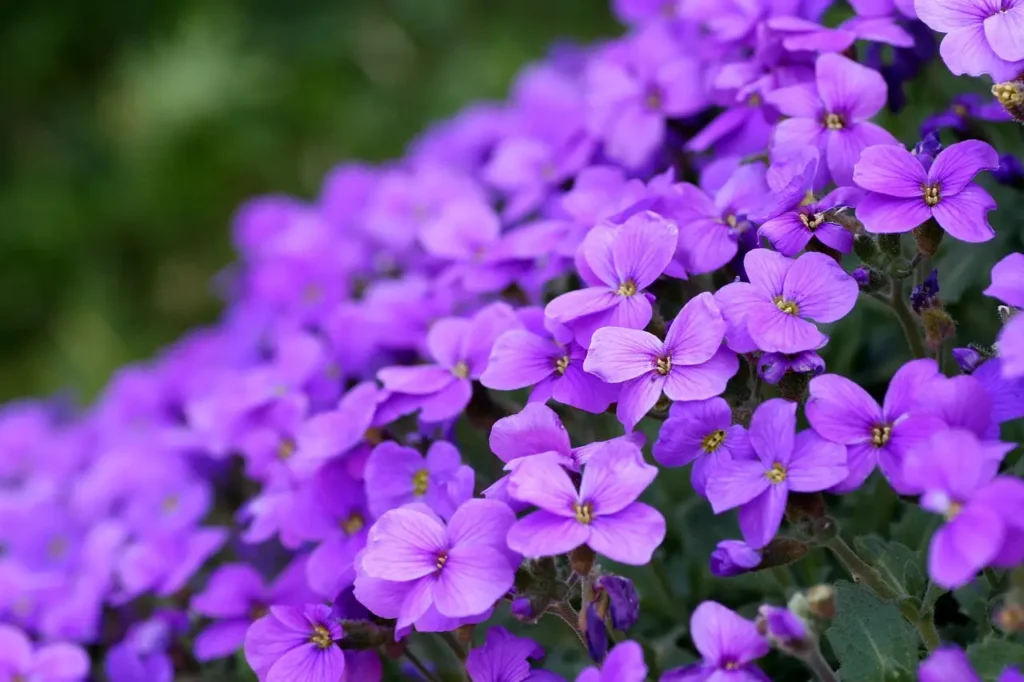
[878,233,903,258]
[853,265,889,293]
[853,233,882,264]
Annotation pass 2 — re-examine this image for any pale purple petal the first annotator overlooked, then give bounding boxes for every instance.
[928,506,1005,588]
[759,213,813,257]
[506,456,579,515]
[816,53,887,122]
[714,282,763,353]
[417,378,473,422]
[0,625,32,671]
[827,123,899,186]
[352,572,411,620]
[738,485,789,549]
[663,347,739,402]
[396,576,437,632]
[939,24,1014,78]
[616,374,666,432]
[665,293,727,365]
[787,430,848,492]
[447,499,517,549]
[266,644,346,682]
[984,253,1024,307]
[764,82,822,118]
[544,288,620,325]
[551,360,619,414]
[29,644,90,681]
[489,403,571,463]
[931,184,997,243]
[999,317,1024,377]
[783,252,858,323]
[706,459,771,513]
[772,118,827,155]
[984,6,1024,62]
[806,374,879,443]
[195,620,251,661]
[435,545,515,617]
[606,105,664,170]
[584,328,664,383]
[830,443,878,494]
[599,640,648,682]
[612,211,679,290]
[744,247,792,296]
[580,444,656,516]
[916,0,989,32]
[856,193,931,234]
[362,508,447,581]
[918,645,982,682]
[481,331,558,390]
[428,318,473,368]
[815,222,855,252]
[506,512,589,557]
[691,601,769,666]
[748,304,829,354]
[749,399,797,467]
[676,221,738,275]
[586,503,666,565]
[928,140,1000,195]
[377,365,455,395]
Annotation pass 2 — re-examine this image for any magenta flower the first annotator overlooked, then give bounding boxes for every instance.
[661,601,770,682]
[806,359,942,493]
[584,292,738,431]
[758,186,862,256]
[357,499,518,628]
[916,0,1024,80]
[243,604,344,682]
[576,640,647,682]
[706,400,847,548]
[545,211,678,348]
[919,645,983,682]
[377,302,518,422]
[287,381,379,478]
[506,440,665,565]
[363,440,474,519]
[653,397,753,497]
[853,140,1000,242]
[715,249,859,355]
[984,253,1024,377]
[0,625,89,682]
[767,54,897,186]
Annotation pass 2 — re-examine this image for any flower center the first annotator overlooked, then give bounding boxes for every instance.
[310,624,333,649]
[923,183,941,206]
[945,501,962,521]
[800,212,825,230]
[436,552,448,570]
[871,424,892,447]
[162,495,179,514]
[773,296,799,315]
[277,438,296,460]
[702,430,726,453]
[573,501,594,525]
[824,112,844,130]
[747,92,762,107]
[48,536,68,560]
[645,86,663,111]
[452,361,470,379]
[766,462,787,484]
[993,82,1022,107]
[342,513,364,535]
[655,356,672,375]
[250,604,269,620]
[724,213,738,228]
[412,470,429,496]
[554,355,570,376]
[617,279,638,296]
[952,104,968,117]
[724,661,740,670]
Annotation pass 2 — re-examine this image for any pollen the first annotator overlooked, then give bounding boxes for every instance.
[871,424,892,447]
[766,462,787,484]
[645,87,663,111]
[277,438,296,460]
[310,624,333,649]
[436,552,448,570]
[452,361,470,379]
[945,501,962,521]
[824,112,844,130]
[724,661,740,670]
[554,355,570,375]
[702,429,726,453]
[162,495,180,514]
[655,356,672,375]
[413,470,429,496]
[617,279,638,297]
[923,184,941,207]
[774,296,799,315]
[724,214,738,228]
[993,82,1022,107]
[573,501,594,525]
[342,513,365,535]
[800,212,825,230]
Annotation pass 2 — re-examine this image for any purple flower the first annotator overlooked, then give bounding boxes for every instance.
[903,428,1024,587]
[767,54,897,186]
[482,309,618,414]
[653,397,753,497]
[918,645,981,682]
[585,293,738,431]
[595,575,641,631]
[506,440,666,565]
[545,212,678,348]
[715,249,859,354]
[806,359,942,493]
[853,140,1000,242]
[984,253,1024,377]
[663,163,768,275]
[377,302,519,423]
[0,625,89,682]
[916,0,1024,80]
[758,187,861,256]
[357,499,518,629]
[304,462,373,599]
[192,556,316,661]
[116,527,226,602]
[952,347,984,373]
[661,601,770,682]
[576,640,647,682]
[706,400,847,548]
[286,381,379,478]
[922,93,1012,134]
[757,350,825,384]
[758,605,807,646]
[363,440,474,520]
[105,612,188,682]
[465,627,551,682]
[243,604,344,682]
[710,540,763,577]
[585,25,706,168]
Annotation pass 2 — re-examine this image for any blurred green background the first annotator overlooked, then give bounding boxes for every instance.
[0,0,615,403]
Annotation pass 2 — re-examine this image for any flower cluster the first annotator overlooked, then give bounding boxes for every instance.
[0,0,1022,680]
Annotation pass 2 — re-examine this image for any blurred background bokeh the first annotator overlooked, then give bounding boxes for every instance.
[0,0,616,403]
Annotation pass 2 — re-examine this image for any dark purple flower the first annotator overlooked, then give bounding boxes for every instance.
[911,269,941,313]
[758,350,825,384]
[243,604,345,682]
[993,154,1024,186]
[585,293,739,431]
[921,93,1012,133]
[586,600,610,663]
[710,540,763,577]
[304,462,373,600]
[758,187,861,256]
[912,131,944,171]
[596,575,641,631]
[952,347,984,374]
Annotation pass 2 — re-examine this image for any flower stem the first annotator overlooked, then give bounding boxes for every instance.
[803,647,841,682]
[546,601,589,649]
[403,649,441,682]
[889,279,927,359]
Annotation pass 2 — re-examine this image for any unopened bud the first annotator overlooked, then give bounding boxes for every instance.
[339,620,395,649]
[569,545,596,577]
[785,492,826,525]
[922,307,956,350]
[913,221,944,257]
[995,602,1024,634]
[952,346,984,374]
[853,265,888,293]
[993,80,1024,123]
[759,604,810,652]
[853,233,882,264]
[710,540,763,576]
[910,269,941,313]
[759,537,811,570]
[510,597,536,622]
[806,584,837,621]
[595,575,640,631]
[877,233,903,258]
[584,600,609,663]
[778,370,811,403]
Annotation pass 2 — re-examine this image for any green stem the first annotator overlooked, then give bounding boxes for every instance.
[403,649,441,682]
[546,601,589,649]
[889,279,928,359]
[439,631,471,680]
[803,647,841,682]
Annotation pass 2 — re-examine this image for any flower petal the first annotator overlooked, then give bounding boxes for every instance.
[931,184,997,243]
[580,442,657,516]
[377,365,455,395]
[616,374,666,432]
[665,293,727,365]
[787,430,849,492]
[586,503,666,565]
[748,304,829,354]
[705,459,771,513]
[750,399,798,466]
[915,0,990,31]
[584,327,663,383]
[612,211,679,290]
[544,288,620,325]
[488,403,571,463]
[690,601,770,666]
[714,282,763,354]
[807,374,880,443]
[759,213,813,257]
[984,253,1024,307]
[984,5,1024,62]
[856,192,931,234]
[783,252,859,323]
[852,144,924,198]
[663,347,739,402]
[362,508,447,581]
[764,82,822,118]
[816,53,887,122]
[435,544,516,617]
[480,330,558,391]
[506,456,579,515]
[738,484,789,549]
[929,140,1000,196]
[506,512,590,558]
[744,246,792,297]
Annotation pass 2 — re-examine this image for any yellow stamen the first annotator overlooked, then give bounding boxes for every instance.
[824,113,844,130]
[436,552,448,570]
[452,361,470,379]
[277,438,296,460]
[945,501,962,521]
[310,624,333,649]
[554,355,570,376]
[800,212,825,230]
[725,214,738,228]
[573,501,594,525]
[342,513,365,535]
[413,470,429,496]
[871,424,892,447]
[656,356,672,376]
[617,280,638,297]
[162,495,179,514]
[923,184,940,207]
[702,430,726,453]
[774,297,799,315]
[766,462,787,484]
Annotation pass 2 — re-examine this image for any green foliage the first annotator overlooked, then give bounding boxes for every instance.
[852,536,926,601]
[967,638,1024,681]
[825,581,919,682]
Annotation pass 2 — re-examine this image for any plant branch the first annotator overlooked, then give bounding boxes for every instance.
[546,601,589,649]
[803,647,841,682]
[889,279,927,359]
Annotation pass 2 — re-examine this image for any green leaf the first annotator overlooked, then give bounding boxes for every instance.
[890,503,940,553]
[853,535,926,599]
[967,638,1024,681]
[825,581,919,682]
[954,574,994,635]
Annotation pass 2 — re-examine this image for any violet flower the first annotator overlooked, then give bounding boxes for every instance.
[303,462,373,599]
[916,0,1024,80]
[710,540,763,577]
[243,604,344,682]
[715,249,859,355]
[805,359,942,493]
[287,380,379,478]
[357,500,519,628]
[377,302,518,423]
[706,399,847,548]
[506,440,666,565]
[757,350,825,384]
[661,601,770,681]
[105,612,188,682]
[767,53,897,186]
[918,645,982,682]
[0,624,89,682]
[363,440,474,520]
[465,627,556,682]
[758,187,862,256]
[545,211,678,348]
[853,140,1000,242]
[653,397,753,497]
[576,640,647,682]
[984,253,1024,377]
[585,293,738,431]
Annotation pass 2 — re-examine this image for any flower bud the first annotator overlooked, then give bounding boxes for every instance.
[510,597,536,622]
[758,351,825,385]
[758,604,809,652]
[710,540,762,576]
[805,584,837,621]
[853,265,888,293]
[993,154,1024,187]
[912,131,943,172]
[584,600,609,663]
[569,545,596,577]
[921,307,956,350]
[339,620,395,649]
[993,80,1024,123]
[760,537,811,569]
[778,370,811,403]
[853,234,882,264]
[952,347,983,374]
[999,305,1019,325]
[595,575,640,631]
[877,233,903,258]
[913,221,944,256]
[910,269,941,313]
[995,602,1024,634]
